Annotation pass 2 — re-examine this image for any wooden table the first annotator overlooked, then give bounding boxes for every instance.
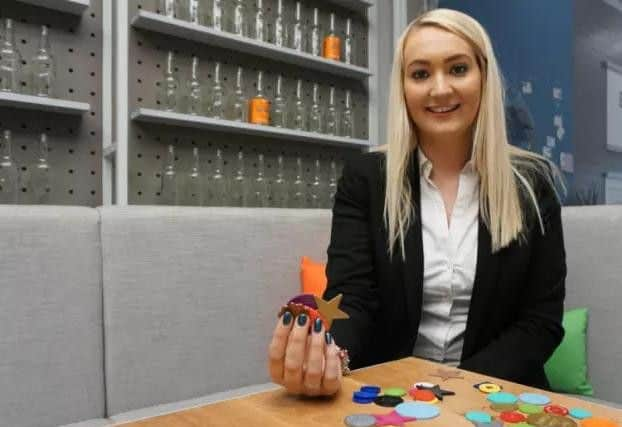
[117,357,622,426]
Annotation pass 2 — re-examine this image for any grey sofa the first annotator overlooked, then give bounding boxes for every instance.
[0,205,620,427]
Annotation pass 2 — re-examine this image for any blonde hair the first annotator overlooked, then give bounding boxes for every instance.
[376,8,565,261]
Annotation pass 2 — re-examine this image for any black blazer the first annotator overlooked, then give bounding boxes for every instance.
[323,151,566,389]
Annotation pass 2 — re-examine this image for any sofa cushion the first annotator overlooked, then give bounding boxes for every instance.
[0,206,105,427]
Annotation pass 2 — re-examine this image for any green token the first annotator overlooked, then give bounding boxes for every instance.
[519,403,544,414]
[384,387,407,397]
[491,403,518,412]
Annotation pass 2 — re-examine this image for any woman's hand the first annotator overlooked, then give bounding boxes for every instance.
[268,311,343,396]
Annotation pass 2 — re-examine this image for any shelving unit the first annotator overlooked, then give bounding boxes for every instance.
[14,0,90,15]
[327,0,374,10]
[0,92,90,115]
[131,11,372,81]
[131,108,369,148]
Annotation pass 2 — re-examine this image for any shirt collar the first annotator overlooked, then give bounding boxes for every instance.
[417,147,476,179]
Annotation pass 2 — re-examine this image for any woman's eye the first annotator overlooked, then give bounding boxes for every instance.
[452,64,468,75]
[412,70,428,80]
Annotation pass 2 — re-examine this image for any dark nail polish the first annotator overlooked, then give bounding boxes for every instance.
[325,332,333,345]
[282,311,292,326]
[313,318,322,333]
[297,313,308,326]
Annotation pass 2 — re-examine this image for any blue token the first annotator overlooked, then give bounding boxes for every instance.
[465,411,492,423]
[360,386,381,394]
[569,407,592,419]
[487,392,518,405]
[395,402,440,419]
[519,392,551,405]
[353,391,377,404]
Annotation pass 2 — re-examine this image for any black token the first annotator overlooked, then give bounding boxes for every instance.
[374,395,404,407]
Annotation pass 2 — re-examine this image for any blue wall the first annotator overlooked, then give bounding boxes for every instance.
[438,0,575,201]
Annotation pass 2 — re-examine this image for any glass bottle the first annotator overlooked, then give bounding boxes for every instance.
[188,0,205,24]
[29,133,51,204]
[341,89,354,137]
[272,154,289,208]
[160,144,178,205]
[211,0,224,30]
[206,61,225,118]
[248,70,270,125]
[272,0,286,47]
[230,0,249,37]
[158,51,180,112]
[323,12,341,61]
[0,130,19,204]
[310,159,326,208]
[271,74,287,128]
[290,1,304,51]
[250,153,269,207]
[31,25,55,97]
[291,156,306,208]
[292,79,307,131]
[0,19,22,93]
[326,86,339,135]
[209,148,228,205]
[328,159,338,206]
[186,55,203,115]
[226,66,247,121]
[184,146,203,206]
[308,7,321,56]
[159,0,174,17]
[344,17,354,65]
[230,150,248,207]
[309,82,323,133]
[252,0,266,42]
[174,0,191,20]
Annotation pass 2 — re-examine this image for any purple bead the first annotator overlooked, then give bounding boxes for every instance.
[287,294,318,309]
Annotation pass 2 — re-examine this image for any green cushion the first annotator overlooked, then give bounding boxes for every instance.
[544,308,594,396]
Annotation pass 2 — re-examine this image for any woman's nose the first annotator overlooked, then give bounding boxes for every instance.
[429,73,453,97]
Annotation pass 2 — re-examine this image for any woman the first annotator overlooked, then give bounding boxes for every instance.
[268,8,566,397]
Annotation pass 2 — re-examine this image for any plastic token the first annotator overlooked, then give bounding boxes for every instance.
[344,414,377,427]
[487,392,519,405]
[519,392,551,405]
[519,403,544,414]
[569,407,592,419]
[374,395,404,407]
[384,387,407,397]
[360,386,381,394]
[395,402,440,419]
[477,382,502,393]
[544,404,569,416]
[500,411,527,423]
[465,411,493,423]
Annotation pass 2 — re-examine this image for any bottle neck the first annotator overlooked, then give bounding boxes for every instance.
[39,25,50,52]
[191,57,199,80]
[214,149,224,174]
[165,52,175,76]
[256,71,264,96]
[294,2,302,21]
[165,146,175,171]
[328,13,336,34]
[39,134,49,162]
[213,62,221,84]
[1,131,12,162]
[329,87,336,106]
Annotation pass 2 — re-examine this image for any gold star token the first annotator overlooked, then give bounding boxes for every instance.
[313,294,349,330]
[429,368,464,382]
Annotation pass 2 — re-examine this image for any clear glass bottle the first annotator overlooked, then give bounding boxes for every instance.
[210,0,224,30]
[206,61,225,118]
[308,7,321,56]
[230,150,248,207]
[252,0,266,42]
[186,55,203,115]
[0,130,19,204]
[323,12,341,61]
[292,79,307,131]
[250,153,269,207]
[328,159,338,206]
[158,51,180,112]
[226,66,246,121]
[310,158,326,208]
[290,1,304,51]
[325,86,339,135]
[0,19,22,93]
[272,0,286,47]
[271,74,287,128]
[184,146,203,206]
[188,0,205,24]
[291,156,306,208]
[230,0,249,37]
[209,148,228,205]
[160,144,178,205]
[29,133,51,204]
[344,17,355,65]
[31,25,55,97]
[309,82,323,133]
[159,0,175,17]
[248,70,270,125]
[175,0,191,20]
[341,89,354,138]
[272,154,289,208]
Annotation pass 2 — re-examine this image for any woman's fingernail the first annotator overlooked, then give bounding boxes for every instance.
[282,311,292,326]
[325,332,333,345]
[313,318,323,333]
[297,313,308,326]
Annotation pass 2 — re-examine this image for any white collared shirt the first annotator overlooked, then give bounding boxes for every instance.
[412,148,480,366]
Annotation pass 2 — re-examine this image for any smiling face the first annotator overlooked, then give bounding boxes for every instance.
[403,25,483,145]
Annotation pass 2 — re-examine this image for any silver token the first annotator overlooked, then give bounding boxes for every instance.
[471,421,503,427]
[344,413,376,427]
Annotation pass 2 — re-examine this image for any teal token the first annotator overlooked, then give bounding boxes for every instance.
[395,402,440,419]
[465,411,492,423]
[384,387,407,397]
[519,392,551,405]
[569,407,592,419]
[487,392,518,405]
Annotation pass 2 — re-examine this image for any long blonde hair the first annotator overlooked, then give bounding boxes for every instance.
[377,8,564,261]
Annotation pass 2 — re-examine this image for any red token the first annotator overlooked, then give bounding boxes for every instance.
[409,389,436,402]
[500,411,527,423]
[544,404,569,416]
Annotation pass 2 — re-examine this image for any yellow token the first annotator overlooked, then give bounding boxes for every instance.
[478,382,502,394]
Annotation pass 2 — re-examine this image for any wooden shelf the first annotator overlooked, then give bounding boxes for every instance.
[131,108,369,149]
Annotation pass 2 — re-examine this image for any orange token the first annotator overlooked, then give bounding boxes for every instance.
[581,418,619,427]
[410,389,436,402]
